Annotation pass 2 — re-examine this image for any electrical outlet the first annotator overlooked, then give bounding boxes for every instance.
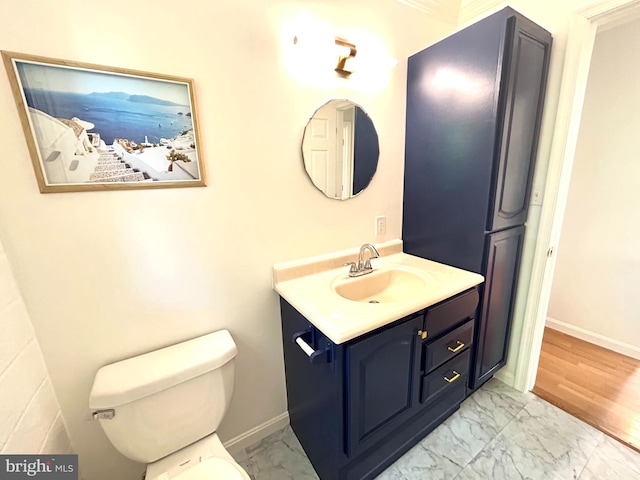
[375,216,386,238]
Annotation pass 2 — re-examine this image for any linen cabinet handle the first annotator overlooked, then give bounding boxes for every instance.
[443,371,461,383]
[447,341,465,353]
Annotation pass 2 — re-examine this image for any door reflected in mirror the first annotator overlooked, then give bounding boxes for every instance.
[302,99,379,200]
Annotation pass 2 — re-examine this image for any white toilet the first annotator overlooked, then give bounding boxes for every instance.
[89,330,251,480]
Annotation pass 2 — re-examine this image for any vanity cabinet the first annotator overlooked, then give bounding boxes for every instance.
[280,287,478,480]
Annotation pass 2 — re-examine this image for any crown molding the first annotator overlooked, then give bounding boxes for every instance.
[395,0,461,24]
[458,0,504,25]
[580,0,640,31]
[458,0,640,28]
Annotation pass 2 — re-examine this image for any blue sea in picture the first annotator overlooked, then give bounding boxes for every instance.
[23,88,194,144]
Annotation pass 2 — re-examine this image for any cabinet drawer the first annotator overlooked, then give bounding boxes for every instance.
[423,288,479,340]
[420,350,470,404]
[423,319,474,373]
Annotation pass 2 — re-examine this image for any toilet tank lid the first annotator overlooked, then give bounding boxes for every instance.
[89,330,237,409]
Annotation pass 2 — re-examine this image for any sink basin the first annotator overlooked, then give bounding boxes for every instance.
[332,267,430,303]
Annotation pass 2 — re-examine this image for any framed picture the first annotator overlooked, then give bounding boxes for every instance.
[1,51,206,193]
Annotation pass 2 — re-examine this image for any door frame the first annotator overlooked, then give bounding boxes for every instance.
[514,0,640,391]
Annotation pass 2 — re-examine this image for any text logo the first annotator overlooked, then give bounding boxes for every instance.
[0,455,77,479]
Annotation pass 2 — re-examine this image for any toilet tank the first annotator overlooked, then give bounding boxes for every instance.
[89,330,237,463]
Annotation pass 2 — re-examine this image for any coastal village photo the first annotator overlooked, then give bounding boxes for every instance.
[5,54,203,189]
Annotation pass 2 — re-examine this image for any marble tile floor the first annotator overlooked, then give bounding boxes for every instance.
[233,379,640,480]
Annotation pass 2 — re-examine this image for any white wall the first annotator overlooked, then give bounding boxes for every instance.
[546,18,640,359]
[0,236,73,456]
[0,1,456,479]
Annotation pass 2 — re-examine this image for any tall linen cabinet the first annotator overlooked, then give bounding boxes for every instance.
[402,7,552,390]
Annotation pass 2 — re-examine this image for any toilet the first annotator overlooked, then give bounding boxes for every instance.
[89,330,250,479]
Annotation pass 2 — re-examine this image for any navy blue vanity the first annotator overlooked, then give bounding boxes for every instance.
[281,5,551,479]
[280,288,479,480]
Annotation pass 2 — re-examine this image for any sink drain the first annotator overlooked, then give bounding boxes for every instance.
[369,300,380,304]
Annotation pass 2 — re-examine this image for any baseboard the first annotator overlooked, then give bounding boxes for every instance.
[223,412,290,455]
[493,368,515,388]
[546,317,640,360]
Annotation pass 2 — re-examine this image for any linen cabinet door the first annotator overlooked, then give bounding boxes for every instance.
[489,16,552,231]
[345,315,423,458]
[471,226,525,389]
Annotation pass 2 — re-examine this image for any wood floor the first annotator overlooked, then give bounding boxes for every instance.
[533,327,640,453]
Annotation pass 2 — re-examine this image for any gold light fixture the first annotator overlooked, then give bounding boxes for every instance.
[292,35,358,77]
[290,31,397,82]
[333,39,357,76]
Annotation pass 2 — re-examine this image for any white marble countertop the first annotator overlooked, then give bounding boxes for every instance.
[273,241,484,344]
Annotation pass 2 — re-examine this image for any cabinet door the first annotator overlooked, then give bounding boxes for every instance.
[345,315,423,458]
[488,16,552,231]
[471,226,524,389]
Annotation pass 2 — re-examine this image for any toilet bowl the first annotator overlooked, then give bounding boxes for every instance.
[89,330,250,479]
[145,433,249,480]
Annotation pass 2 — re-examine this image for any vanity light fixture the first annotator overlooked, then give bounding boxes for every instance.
[333,39,357,76]
[290,30,397,84]
[293,35,358,77]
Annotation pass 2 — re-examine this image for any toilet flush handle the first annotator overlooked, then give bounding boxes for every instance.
[92,409,115,420]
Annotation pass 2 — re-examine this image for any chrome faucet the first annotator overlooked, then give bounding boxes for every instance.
[345,243,380,277]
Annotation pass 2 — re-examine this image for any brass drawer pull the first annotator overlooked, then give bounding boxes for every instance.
[417,330,427,340]
[447,341,465,353]
[443,371,461,383]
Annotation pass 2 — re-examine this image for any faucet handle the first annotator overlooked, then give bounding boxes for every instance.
[344,262,358,274]
[364,258,374,270]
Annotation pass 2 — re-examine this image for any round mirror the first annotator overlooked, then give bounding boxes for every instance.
[302,99,379,200]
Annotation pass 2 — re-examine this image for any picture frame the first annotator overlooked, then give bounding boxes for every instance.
[1,51,206,193]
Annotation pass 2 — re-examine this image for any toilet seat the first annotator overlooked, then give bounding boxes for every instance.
[172,457,249,480]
